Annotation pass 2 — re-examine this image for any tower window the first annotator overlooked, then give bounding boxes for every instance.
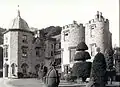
[51,51,54,56]
[91,25,94,29]
[90,29,95,37]
[22,35,27,43]
[64,33,69,41]
[22,46,28,57]
[3,45,8,58]
[5,37,8,43]
[63,30,69,41]
[90,44,96,56]
[51,44,54,49]
[70,48,76,62]
[35,47,41,57]
[65,33,68,36]
[90,24,96,29]
[59,43,61,49]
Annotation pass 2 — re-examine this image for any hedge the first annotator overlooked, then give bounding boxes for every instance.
[71,62,92,79]
[90,53,107,86]
[74,51,91,61]
[76,42,88,51]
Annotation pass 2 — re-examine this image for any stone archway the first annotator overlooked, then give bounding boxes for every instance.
[11,63,17,76]
[21,63,29,75]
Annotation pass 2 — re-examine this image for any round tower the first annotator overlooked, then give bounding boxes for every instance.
[85,11,112,58]
[94,13,105,53]
[61,20,85,72]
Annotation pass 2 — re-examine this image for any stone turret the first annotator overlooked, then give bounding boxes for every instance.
[85,11,112,58]
[61,20,85,72]
[3,6,33,78]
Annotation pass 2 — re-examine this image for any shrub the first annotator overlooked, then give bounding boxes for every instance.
[105,48,114,70]
[71,62,92,81]
[76,42,88,51]
[90,53,106,86]
[74,51,91,61]
[17,72,23,78]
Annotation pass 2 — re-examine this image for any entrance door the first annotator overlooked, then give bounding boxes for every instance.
[11,63,17,76]
[4,64,9,77]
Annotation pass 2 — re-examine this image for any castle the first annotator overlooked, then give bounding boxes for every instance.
[2,9,112,78]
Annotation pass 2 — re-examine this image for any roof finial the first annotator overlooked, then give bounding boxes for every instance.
[17,5,20,17]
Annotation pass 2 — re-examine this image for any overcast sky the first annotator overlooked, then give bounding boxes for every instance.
[0,0,119,47]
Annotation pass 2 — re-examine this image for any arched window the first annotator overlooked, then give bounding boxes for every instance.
[11,63,17,75]
[21,63,29,74]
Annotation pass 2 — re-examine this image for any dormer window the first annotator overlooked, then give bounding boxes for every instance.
[22,35,27,43]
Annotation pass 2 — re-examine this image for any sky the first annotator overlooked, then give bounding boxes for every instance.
[0,0,119,47]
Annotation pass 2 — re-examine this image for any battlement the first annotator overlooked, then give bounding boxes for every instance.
[88,11,109,24]
[62,20,84,29]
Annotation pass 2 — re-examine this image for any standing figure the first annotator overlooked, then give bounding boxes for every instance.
[44,61,60,87]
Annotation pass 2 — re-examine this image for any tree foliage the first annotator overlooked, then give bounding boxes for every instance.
[74,51,91,61]
[43,26,62,37]
[90,53,107,86]
[76,42,88,51]
[72,62,92,78]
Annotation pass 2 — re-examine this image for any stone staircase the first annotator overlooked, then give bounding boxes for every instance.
[58,80,120,87]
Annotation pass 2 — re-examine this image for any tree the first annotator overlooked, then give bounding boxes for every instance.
[90,52,107,87]
[104,48,114,70]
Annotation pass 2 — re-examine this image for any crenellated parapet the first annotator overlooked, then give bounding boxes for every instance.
[88,11,109,24]
[61,20,85,72]
[62,20,84,30]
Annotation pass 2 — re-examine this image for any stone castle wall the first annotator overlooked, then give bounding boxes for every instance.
[18,31,33,73]
[85,11,112,57]
[3,31,19,77]
[61,21,85,72]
